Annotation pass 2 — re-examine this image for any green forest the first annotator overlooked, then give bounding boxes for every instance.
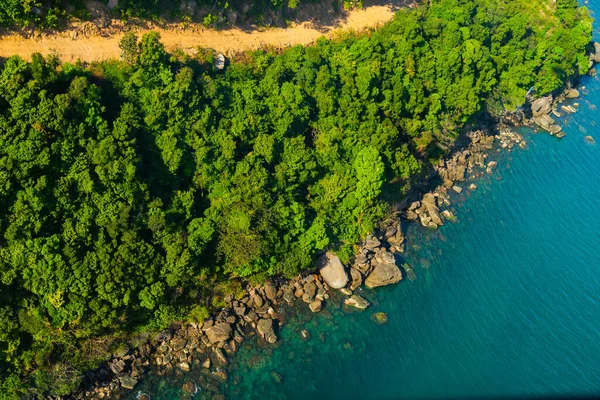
[0,0,356,29]
[0,0,593,397]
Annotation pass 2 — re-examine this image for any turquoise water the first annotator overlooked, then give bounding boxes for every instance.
[138,8,600,400]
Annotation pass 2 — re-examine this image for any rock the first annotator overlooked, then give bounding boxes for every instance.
[202,358,211,369]
[110,359,125,375]
[214,54,226,70]
[177,362,190,372]
[283,286,295,304]
[469,184,477,191]
[364,235,381,250]
[300,329,311,341]
[531,95,553,117]
[182,381,197,395]
[421,193,443,227]
[318,252,349,289]
[257,318,278,344]
[372,312,389,325]
[251,292,264,308]
[302,281,317,303]
[585,135,595,143]
[264,281,277,302]
[442,210,455,220]
[226,9,238,24]
[349,267,363,291]
[487,161,498,169]
[205,323,232,344]
[374,248,395,265]
[271,371,283,384]
[344,294,370,309]
[234,306,247,316]
[108,0,119,10]
[452,185,462,194]
[565,88,580,99]
[172,338,187,351]
[214,347,228,365]
[589,41,600,64]
[309,299,322,313]
[339,287,353,296]
[365,263,402,288]
[120,376,138,390]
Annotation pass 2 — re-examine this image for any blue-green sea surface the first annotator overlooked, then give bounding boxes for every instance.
[135,7,600,400]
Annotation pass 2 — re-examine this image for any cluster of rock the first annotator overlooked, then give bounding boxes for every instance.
[528,40,599,137]
[82,239,406,398]
[404,128,524,229]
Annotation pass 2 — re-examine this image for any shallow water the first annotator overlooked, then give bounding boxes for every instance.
[134,7,600,400]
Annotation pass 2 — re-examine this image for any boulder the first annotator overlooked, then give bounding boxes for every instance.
[120,376,138,390]
[318,252,348,289]
[205,323,232,344]
[372,312,389,325]
[589,41,600,64]
[302,281,317,303]
[264,281,277,302]
[182,381,197,395]
[565,88,580,99]
[108,0,119,9]
[213,347,228,365]
[309,299,322,313]
[110,359,125,375]
[349,267,363,291]
[214,54,226,70]
[531,95,553,117]
[374,248,395,265]
[177,362,190,372]
[344,294,370,309]
[257,318,278,344]
[365,263,402,288]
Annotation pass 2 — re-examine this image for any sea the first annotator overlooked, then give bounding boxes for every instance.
[130,4,600,399]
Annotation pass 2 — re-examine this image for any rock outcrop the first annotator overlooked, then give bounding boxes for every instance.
[318,252,349,289]
[531,95,563,136]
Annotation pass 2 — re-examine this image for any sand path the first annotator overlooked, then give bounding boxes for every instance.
[0,4,413,63]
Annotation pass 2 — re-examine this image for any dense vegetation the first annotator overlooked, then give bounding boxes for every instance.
[0,0,592,396]
[0,0,358,29]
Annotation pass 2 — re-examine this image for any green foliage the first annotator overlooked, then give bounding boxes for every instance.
[0,0,592,396]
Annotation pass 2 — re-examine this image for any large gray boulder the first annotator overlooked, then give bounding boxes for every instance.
[318,252,349,289]
[365,262,402,288]
[205,323,232,344]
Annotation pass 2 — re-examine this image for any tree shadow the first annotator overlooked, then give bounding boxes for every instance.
[0,0,420,40]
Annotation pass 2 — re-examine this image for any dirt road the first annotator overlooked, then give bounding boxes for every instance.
[0,4,409,63]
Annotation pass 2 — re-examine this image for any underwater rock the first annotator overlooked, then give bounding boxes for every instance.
[372,312,389,325]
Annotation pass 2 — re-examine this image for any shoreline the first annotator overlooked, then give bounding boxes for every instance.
[74,49,598,397]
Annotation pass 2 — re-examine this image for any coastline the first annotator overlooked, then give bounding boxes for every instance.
[74,45,600,399]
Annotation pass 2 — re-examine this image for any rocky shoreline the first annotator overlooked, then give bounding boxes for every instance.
[70,43,600,400]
